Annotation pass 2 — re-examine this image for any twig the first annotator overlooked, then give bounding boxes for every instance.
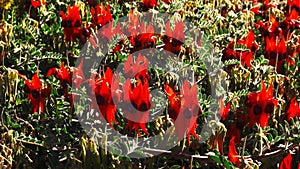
[0,106,8,132]
[11,57,61,68]
[13,110,35,131]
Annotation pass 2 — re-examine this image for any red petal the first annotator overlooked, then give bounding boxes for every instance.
[279,153,293,169]
[219,97,230,121]
[286,98,300,121]
[32,73,41,90]
[31,0,41,8]
[260,81,267,101]
[278,37,287,54]
[46,68,58,77]
[228,136,241,166]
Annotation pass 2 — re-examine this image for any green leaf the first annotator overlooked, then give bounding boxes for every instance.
[271,128,278,137]
[170,165,182,169]
[274,136,281,143]
[12,123,21,129]
[210,155,222,164]
[267,133,273,141]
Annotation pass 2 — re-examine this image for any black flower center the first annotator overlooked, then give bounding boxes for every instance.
[31,90,40,98]
[172,39,181,46]
[251,44,257,52]
[134,39,142,48]
[96,95,106,105]
[82,28,90,37]
[148,41,154,48]
[278,53,285,61]
[74,20,81,27]
[193,106,199,117]
[61,80,69,88]
[183,108,192,119]
[163,35,169,43]
[138,102,149,112]
[67,20,73,27]
[265,103,275,114]
[270,52,277,59]
[253,104,262,115]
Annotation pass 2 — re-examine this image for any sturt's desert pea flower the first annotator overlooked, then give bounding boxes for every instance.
[19,73,51,114]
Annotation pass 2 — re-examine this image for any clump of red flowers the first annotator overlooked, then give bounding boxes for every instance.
[90,4,113,28]
[163,21,185,54]
[165,80,201,144]
[19,73,51,114]
[222,30,258,69]
[246,81,278,128]
[122,54,151,136]
[127,11,156,52]
[286,97,300,122]
[94,67,121,128]
[60,5,82,42]
[123,78,151,136]
[164,84,181,121]
[124,54,150,81]
[47,62,72,100]
[265,35,287,69]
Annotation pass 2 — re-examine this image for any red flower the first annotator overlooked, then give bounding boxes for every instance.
[173,80,201,144]
[250,6,260,14]
[131,23,156,52]
[90,4,112,27]
[47,62,71,99]
[222,41,254,69]
[164,83,181,120]
[100,22,123,42]
[218,97,230,121]
[279,153,300,169]
[127,10,143,43]
[31,0,45,8]
[283,8,300,36]
[94,68,120,128]
[164,21,185,54]
[256,16,282,37]
[265,35,287,69]
[228,136,241,167]
[225,110,248,145]
[222,30,258,69]
[73,59,85,89]
[60,5,82,42]
[246,81,278,128]
[124,54,150,82]
[20,73,51,114]
[237,30,259,52]
[127,11,156,52]
[288,0,300,9]
[141,0,157,9]
[286,97,300,122]
[209,99,227,154]
[123,78,151,136]
[209,129,226,155]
